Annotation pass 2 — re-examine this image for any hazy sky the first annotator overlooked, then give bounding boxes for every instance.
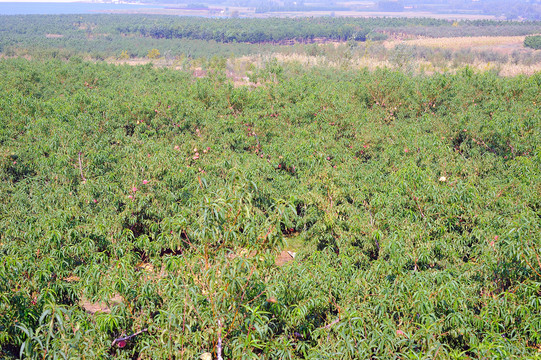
[0,0,534,4]
[0,0,77,2]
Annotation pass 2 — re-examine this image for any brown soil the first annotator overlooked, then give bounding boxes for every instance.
[81,294,123,314]
[275,250,296,266]
[225,248,296,266]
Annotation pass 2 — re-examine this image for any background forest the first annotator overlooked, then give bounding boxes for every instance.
[2,15,541,76]
[0,14,541,360]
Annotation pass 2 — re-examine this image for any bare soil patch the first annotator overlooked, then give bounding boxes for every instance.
[81,294,123,314]
[275,250,296,266]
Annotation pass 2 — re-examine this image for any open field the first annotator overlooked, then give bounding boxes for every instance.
[255,11,498,20]
[100,7,499,20]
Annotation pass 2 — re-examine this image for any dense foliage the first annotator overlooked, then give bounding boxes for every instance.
[524,35,541,50]
[0,57,540,358]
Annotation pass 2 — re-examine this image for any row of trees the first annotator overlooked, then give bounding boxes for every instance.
[115,16,541,43]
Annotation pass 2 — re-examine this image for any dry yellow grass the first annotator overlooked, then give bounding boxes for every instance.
[497,63,541,76]
[106,52,541,78]
[232,52,541,77]
[385,36,526,50]
[106,44,541,80]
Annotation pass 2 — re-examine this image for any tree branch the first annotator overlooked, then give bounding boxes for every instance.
[217,320,223,360]
[78,152,87,183]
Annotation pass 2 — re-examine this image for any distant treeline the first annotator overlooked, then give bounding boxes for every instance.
[113,16,541,43]
[115,16,447,43]
[254,4,350,13]
[1,14,541,59]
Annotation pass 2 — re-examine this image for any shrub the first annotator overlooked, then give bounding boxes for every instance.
[524,35,541,49]
[147,48,160,59]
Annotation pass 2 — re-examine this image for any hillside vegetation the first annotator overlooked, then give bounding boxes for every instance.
[0,57,540,358]
[2,15,541,59]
